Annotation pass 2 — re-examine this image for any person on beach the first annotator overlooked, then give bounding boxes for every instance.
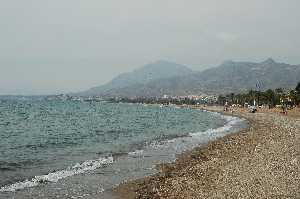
[284,104,288,115]
[224,102,229,112]
[281,104,288,115]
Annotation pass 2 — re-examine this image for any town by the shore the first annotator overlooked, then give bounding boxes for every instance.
[113,106,300,199]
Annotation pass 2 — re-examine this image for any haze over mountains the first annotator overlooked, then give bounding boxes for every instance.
[79,59,300,97]
[81,60,194,96]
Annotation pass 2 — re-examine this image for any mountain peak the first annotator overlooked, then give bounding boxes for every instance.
[147,60,187,68]
[152,60,174,65]
[80,60,194,96]
[141,60,193,73]
[220,60,235,67]
[78,59,300,97]
[262,58,276,65]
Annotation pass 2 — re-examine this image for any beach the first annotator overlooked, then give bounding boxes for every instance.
[1,101,242,198]
[114,106,300,198]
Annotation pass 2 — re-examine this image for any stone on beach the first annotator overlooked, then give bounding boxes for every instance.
[115,107,300,199]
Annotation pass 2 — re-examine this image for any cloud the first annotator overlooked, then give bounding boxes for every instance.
[0,0,300,94]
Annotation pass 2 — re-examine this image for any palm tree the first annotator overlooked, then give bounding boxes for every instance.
[289,90,297,106]
[296,82,300,93]
[295,82,300,106]
[265,89,276,108]
[218,95,226,105]
[230,93,235,104]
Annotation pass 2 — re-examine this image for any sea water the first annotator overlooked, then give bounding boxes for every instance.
[0,97,246,198]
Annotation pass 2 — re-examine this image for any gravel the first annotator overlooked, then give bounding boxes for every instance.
[115,107,300,199]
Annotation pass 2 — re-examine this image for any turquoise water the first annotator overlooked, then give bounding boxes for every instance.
[0,97,245,198]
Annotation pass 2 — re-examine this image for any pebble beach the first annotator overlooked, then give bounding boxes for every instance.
[114,106,300,199]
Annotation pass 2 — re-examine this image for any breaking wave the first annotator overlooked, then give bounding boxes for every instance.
[0,156,113,192]
[191,112,245,139]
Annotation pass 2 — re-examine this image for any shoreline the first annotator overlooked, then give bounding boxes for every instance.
[0,103,244,198]
[113,106,300,198]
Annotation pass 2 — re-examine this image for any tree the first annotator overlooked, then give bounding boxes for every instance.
[296,82,300,93]
[248,90,256,105]
[275,88,284,95]
[265,89,276,107]
[295,82,300,106]
[217,95,226,105]
[230,93,235,104]
[289,90,298,106]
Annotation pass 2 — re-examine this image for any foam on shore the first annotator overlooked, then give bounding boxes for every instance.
[136,111,246,162]
[191,112,245,137]
[0,110,245,195]
[0,156,113,192]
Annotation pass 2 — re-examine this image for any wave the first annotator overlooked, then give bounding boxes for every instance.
[0,110,245,194]
[128,150,144,157]
[191,112,245,137]
[0,160,42,171]
[0,156,113,192]
[147,112,245,153]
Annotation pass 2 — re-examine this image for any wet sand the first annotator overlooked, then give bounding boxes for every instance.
[113,106,300,199]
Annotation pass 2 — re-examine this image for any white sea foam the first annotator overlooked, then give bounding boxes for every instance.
[128,150,144,157]
[0,156,113,192]
[191,113,245,138]
[0,111,245,194]
[142,113,243,155]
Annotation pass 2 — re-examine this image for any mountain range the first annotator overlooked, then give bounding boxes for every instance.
[81,60,194,96]
[78,58,300,97]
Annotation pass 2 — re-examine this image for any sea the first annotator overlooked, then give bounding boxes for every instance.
[0,96,246,199]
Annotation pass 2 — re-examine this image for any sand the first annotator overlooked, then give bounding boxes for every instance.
[114,107,300,199]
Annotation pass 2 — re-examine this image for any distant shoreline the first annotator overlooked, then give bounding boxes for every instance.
[113,106,300,198]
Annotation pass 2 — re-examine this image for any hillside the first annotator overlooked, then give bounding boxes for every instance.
[79,60,194,96]
[81,58,300,97]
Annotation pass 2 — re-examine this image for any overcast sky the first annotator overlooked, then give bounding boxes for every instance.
[0,0,299,95]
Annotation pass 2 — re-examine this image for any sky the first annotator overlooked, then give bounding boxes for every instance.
[0,0,300,95]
